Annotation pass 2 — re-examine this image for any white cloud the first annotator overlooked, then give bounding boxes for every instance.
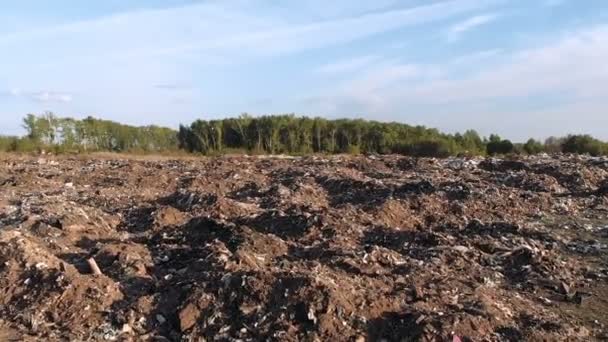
[0,0,501,62]
[308,62,440,114]
[543,0,567,7]
[0,0,500,128]
[447,13,498,41]
[306,25,608,139]
[410,25,608,102]
[316,55,380,74]
[30,91,73,103]
[196,0,501,58]
[297,0,401,20]
[451,48,503,65]
[153,84,193,91]
[334,25,608,106]
[346,63,437,93]
[0,0,600,141]
[4,89,73,103]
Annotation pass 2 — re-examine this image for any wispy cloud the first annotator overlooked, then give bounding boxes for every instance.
[153,84,192,90]
[5,88,73,103]
[451,48,503,65]
[410,25,608,103]
[305,25,608,139]
[297,0,401,20]
[0,0,501,62]
[30,91,73,103]
[542,0,567,7]
[1,0,603,140]
[447,13,498,41]
[0,0,500,128]
[316,55,380,74]
[306,62,440,114]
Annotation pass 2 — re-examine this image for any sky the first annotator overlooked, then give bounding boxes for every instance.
[1,0,607,141]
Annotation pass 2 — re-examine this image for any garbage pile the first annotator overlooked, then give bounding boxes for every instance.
[0,154,607,341]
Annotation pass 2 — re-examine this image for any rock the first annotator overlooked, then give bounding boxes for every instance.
[453,245,470,253]
[572,292,592,305]
[179,303,201,332]
[597,179,608,196]
[558,282,571,295]
[412,284,424,301]
[154,206,186,227]
[121,323,132,334]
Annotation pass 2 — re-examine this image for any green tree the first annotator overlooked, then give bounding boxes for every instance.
[523,138,544,154]
[561,135,606,156]
[487,134,514,155]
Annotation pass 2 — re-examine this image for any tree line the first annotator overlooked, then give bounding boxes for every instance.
[1,113,607,157]
[177,114,608,157]
[178,114,485,156]
[1,113,178,153]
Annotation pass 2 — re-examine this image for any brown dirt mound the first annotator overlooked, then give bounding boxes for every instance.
[0,154,607,341]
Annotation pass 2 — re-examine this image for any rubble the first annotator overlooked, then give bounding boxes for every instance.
[0,154,607,340]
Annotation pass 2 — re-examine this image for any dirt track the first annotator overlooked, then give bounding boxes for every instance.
[1,153,607,341]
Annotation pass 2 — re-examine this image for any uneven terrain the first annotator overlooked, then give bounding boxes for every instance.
[0,153,607,341]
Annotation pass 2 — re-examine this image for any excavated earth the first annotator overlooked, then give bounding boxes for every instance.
[0,153,607,341]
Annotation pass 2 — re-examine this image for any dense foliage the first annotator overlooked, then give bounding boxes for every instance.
[486,134,515,155]
[178,114,487,156]
[523,138,545,155]
[2,113,608,157]
[561,135,607,156]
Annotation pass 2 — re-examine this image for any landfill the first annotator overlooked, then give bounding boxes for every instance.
[0,153,607,341]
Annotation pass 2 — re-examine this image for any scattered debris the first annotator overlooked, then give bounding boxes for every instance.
[87,257,103,276]
[0,154,607,340]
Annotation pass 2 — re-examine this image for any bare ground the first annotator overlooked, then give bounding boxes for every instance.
[0,153,607,341]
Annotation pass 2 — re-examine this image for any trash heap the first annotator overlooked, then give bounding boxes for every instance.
[0,154,607,341]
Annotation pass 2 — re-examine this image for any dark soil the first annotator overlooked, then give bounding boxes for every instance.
[0,153,607,341]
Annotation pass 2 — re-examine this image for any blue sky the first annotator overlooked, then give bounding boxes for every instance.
[1,0,607,141]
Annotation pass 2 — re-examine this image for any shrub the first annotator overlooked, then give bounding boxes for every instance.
[487,139,514,155]
[523,139,544,154]
[561,135,606,156]
[394,140,453,158]
[0,136,18,152]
